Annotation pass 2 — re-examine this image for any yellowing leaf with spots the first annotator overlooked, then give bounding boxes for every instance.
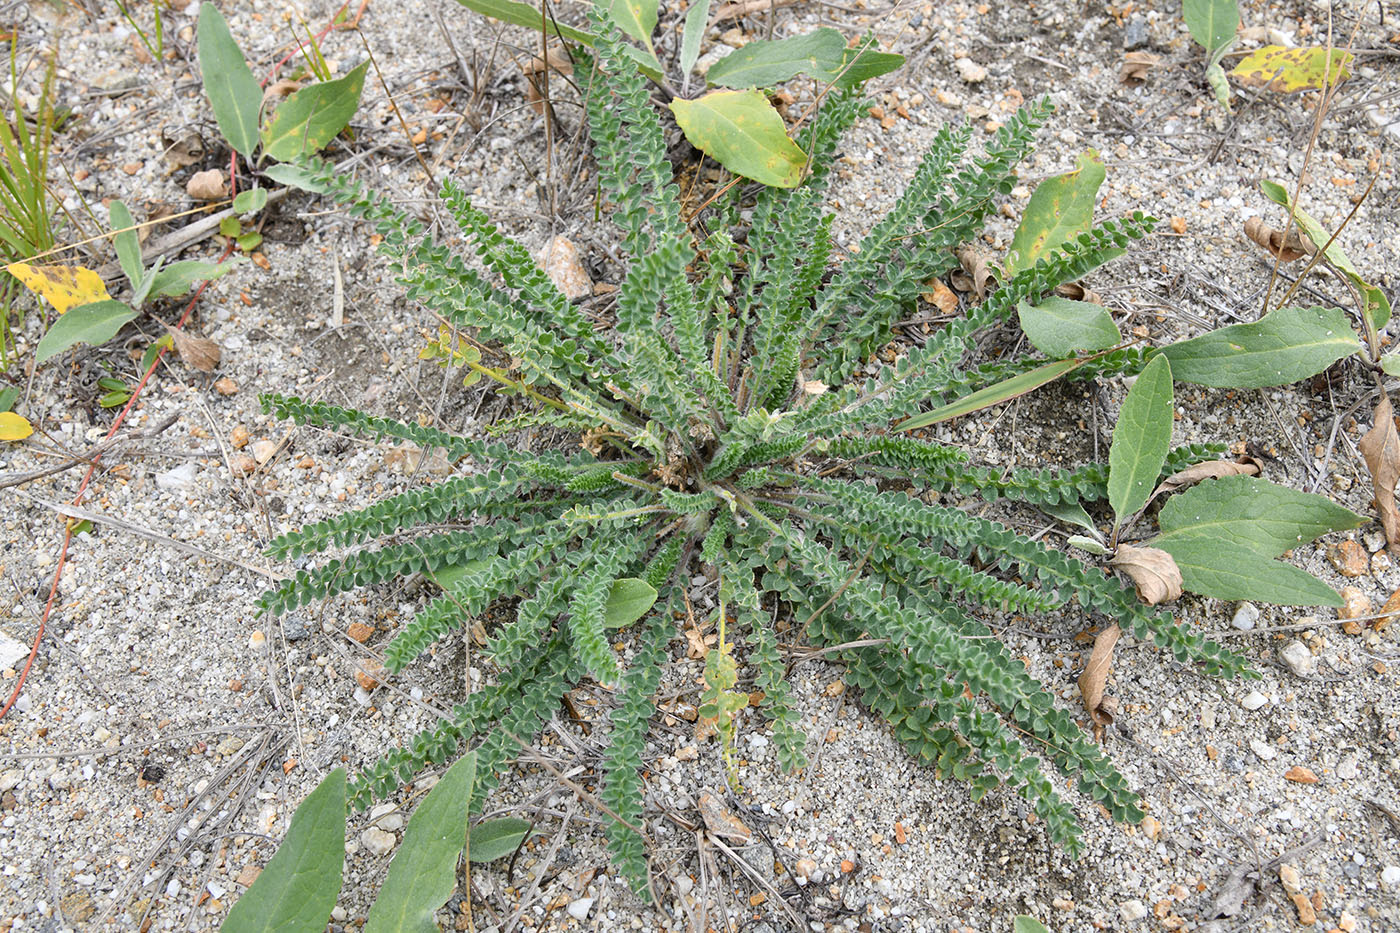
[6,262,111,314]
[0,411,33,441]
[1006,149,1108,276]
[669,90,806,188]
[1228,46,1353,93]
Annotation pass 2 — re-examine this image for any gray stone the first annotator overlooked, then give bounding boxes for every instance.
[1123,16,1149,50]
[1231,603,1260,631]
[1249,739,1277,761]
[1120,899,1148,922]
[360,827,396,856]
[1279,640,1315,677]
[1241,690,1268,711]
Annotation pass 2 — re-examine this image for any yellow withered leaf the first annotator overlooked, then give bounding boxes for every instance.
[6,262,111,314]
[0,411,34,441]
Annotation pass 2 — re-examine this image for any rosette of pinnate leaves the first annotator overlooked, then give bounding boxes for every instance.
[257,11,1242,896]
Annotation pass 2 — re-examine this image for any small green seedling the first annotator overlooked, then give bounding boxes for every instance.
[1183,0,1238,109]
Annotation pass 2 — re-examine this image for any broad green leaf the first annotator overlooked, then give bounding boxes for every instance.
[1108,353,1172,527]
[363,753,476,933]
[234,188,269,213]
[603,0,657,51]
[1152,474,1361,559]
[262,162,332,193]
[146,260,237,298]
[679,0,710,79]
[6,262,111,314]
[1228,46,1353,93]
[899,356,1087,431]
[1016,297,1121,358]
[706,28,847,88]
[467,817,532,863]
[602,577,658,628]
[669,90,806,188]
[433,558,491,592]
[1259,180,1388,330]
[1006,150,1107,275]
[1158,305,1359,388]
[1013,918,1052,933]
[222,768,346,933]
[1150,534,1343,606]
[262,62,369,162]
[0,411,32,441]
[109,201,144,292]
[1382,354,1400,378]
[197,4,262,157]
[0,386,17,413]
[827,42,904,89]
[35,300,139,364]
[1183,0,1238,54]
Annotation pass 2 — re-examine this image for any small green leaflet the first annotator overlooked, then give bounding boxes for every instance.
[197,5,262,157]
[234,188,269,213]
[467,817,533,862]
[1108,354,1173,528]
[262,62,369,162]
[1183,0,1238,55]
[363,753,476,933]
[109,201,144,292]
[603,577,658,628]
[1013,918,1052,933]
[1042,499,1099,536]
[602,0,658,52]
[1016,297,1121,358]
[1383,354,1400,378]
[1006,150,1108,276]
[706,28,847,88]
[36,300,139,364]
[1158,305,1359,388]
[899,356,1087,431]
[1259,180,1389,331]
[669,90,806,188]
[1067,534,1109,556]
[1152,474,1361,558]
[222,769,345,933]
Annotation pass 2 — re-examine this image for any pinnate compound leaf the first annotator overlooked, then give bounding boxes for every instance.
[900,356,1087,431]
[1359,395,1400,548]
[1006,150,1107,275]
[197,4,262,157]
[363,753,476,933]
[1110,545,1182,605]
[109,201,144,292]
[1153,474,1361,558]
[1108,353,1172,527]
[222,768,345,933]
[602,0,658,49]
[1151,533,1343,606]
[1016,296,1121,358]
[1183,0,1238,54]
[1158,305,1359,388]
[603,578,658,629]
[706,28,847,87]
[669,90,806,188]
[35,300,139,364]
[467,817,532,862]
[262,62,369,162]
[1228,46,1352,93]
[7,262,111,314]
[0,412,33,441]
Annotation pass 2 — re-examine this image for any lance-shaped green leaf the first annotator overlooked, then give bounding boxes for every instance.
[1260,180,1389,330]
[1183,0,1238,54]
[363,753,476,933]
[35,300,139,364]
[262,163,332,194]
[1108,353,1172,528]
[1016,297,1121,358]
[452,0,662,76]
[1006,150,1107,275]
[603,577,658,628]
[679,0,711,79]
[1228,46,1353,93]
[1151,474,1361,558]
[467,817,533,862]
[669,90,806,188]
[1151,534,1342,606]
[109,201,144,293]
[262,62,369,162]
[826,42,904,89]
[222,769,346,933]
[899,356,1087,431]
[197,5,263,157]
[706,28,847,88]
[602,0,658,51]
[146,259,237,298]
[1158,305,1359,388]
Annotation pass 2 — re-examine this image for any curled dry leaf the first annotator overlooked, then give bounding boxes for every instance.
[1244,216,1312,262]
[262,78,302,104]
[521,48,575,116]
[1145,457,1261,510]
[1077,622,1121,737]
[1359,395,1400,549]
[1119,51,1162,84]
[953,243,996,299]
[186,169,227,201]
[160,126,206,169]
[1053,281,1102,305]
[697,789,752,843]
[163,323,223,373]
[1111,544,1183,605]
[920,277,959,313]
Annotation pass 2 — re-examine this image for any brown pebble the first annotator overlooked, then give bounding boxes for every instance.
[1285,766,1319,784]
[894,821,907,845]
[296,456,315,469]
[840,859,855,874]
[1170,216,1188,234]
[1290,891,1317,925]
[230,455,258,478]
[346,621,374,644]
[410,127,427,145]
[227,678,243,692]
[213,377,238,396]
[1338,586,1371,635]
[71,808,86,821]
[122,162,142,175]
[1375,588,1400,632]
[282,758,298,775]
[1,791,14,810]
[1327,540,1369,577]
[824,680,846,697]
[794,858,817,880]
[230,424,250,448]
[235,865,260,887]
[748,893,766,907]
[355,660,386,691]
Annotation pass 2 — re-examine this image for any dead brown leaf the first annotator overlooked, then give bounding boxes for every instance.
[1244,216,1312,262]
[262,78,302,106]
[697,789,752,842]
[1054,281,1103,305]
[920,277,959,313]
[521,47,575,115]
[1359,395,1400,548]
[160,127,206,170]
[953,244,997,299]
[685,626,716,660]
[1078,623,1121,736]
[186,169,226,201]
[1119,51,1162,84]
[713,0,798,23]
[1111,544,1183,605]
[163,324,222,373]
[1145,458,1262,509]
